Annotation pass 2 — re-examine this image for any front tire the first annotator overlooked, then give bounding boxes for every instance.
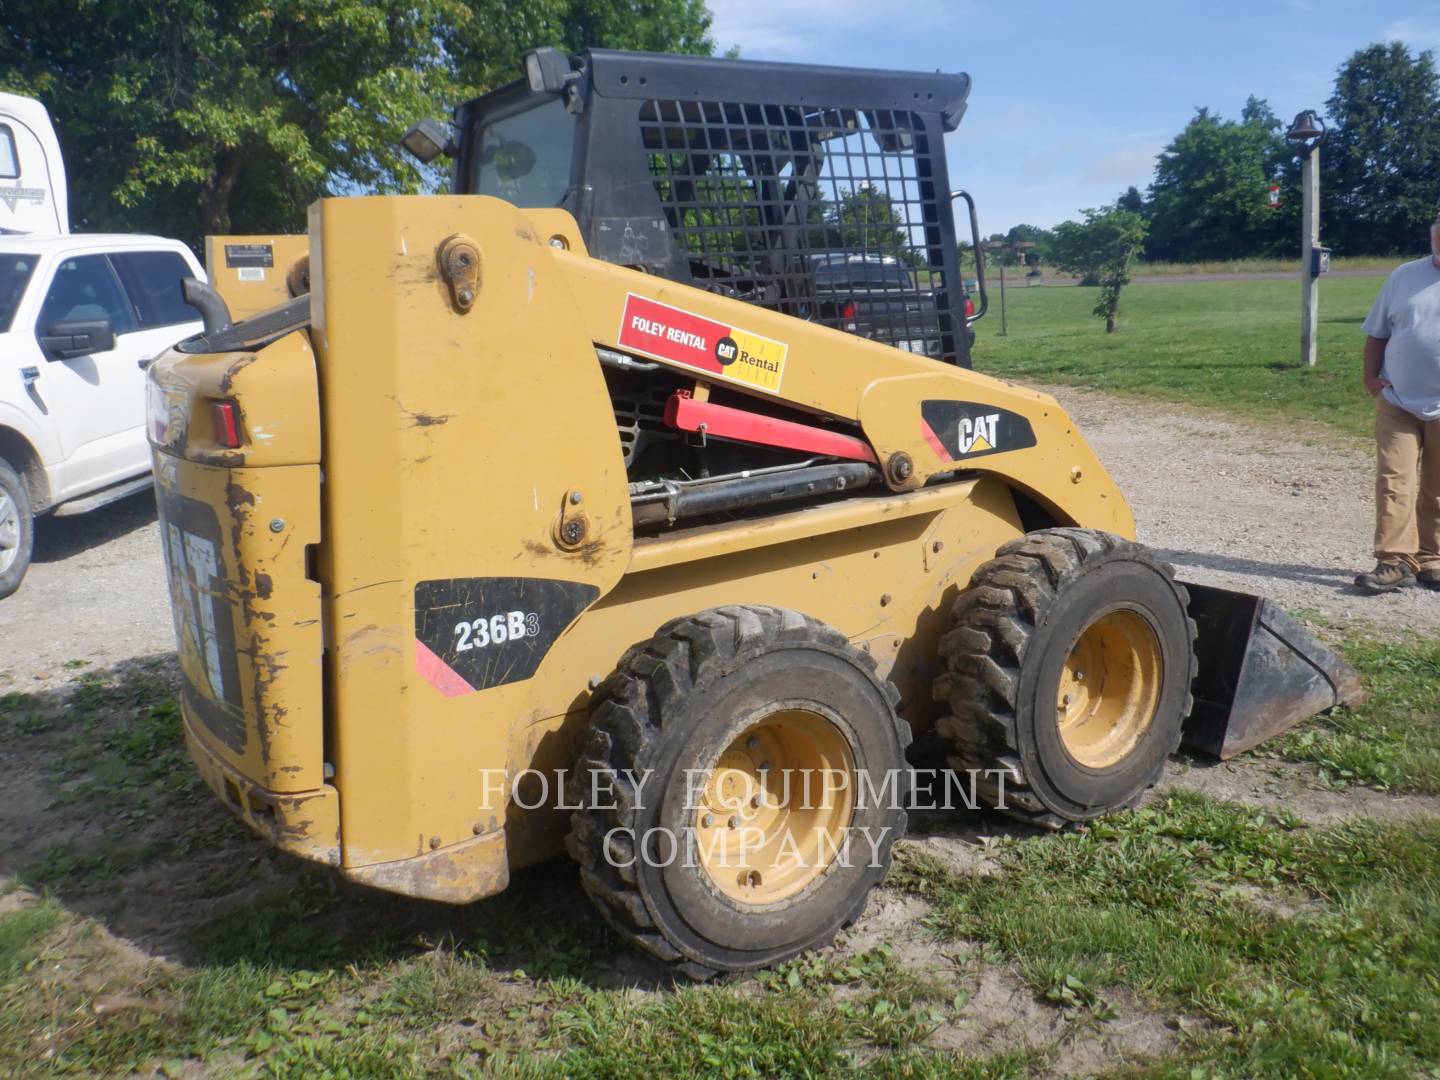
[933,529,1196,828]
[0,461,34,600]
[566,605,910,978]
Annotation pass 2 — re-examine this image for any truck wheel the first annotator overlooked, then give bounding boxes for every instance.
[0,462,34,600]
[933,529,1196,828]
[566,605,910,978]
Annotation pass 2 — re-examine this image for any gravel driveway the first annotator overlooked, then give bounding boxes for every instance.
[0,385,1429,691]
[0,491,173,690]
[1052,384,1434,637]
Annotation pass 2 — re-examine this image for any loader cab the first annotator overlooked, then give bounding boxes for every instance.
[446,48,982,367]
[0,92,69,237]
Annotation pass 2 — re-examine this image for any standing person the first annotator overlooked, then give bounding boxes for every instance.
[1354,209,1440,593]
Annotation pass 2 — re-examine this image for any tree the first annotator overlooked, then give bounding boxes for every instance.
[1144,104,1291,262]
[1240,94,1280,130]
[448,0,713,92]
[0,2,470,240]
[1323,43,1440,255]
[829,184,916,263]
[1049,206,1147,333]
[0,0,714,244]
[1116,185,1145,215]
[1007,223,1052,271]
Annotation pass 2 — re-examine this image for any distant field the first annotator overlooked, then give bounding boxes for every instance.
[1133,255,1415,276]
[971,275,1384,439]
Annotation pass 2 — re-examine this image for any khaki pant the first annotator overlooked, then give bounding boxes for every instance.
[1374,395,1440,571]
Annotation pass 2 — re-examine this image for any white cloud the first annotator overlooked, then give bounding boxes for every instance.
[1080,139,1166,187]
[1381,19,1440,52]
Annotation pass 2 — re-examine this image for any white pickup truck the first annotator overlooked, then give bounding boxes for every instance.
[0,93,204,598]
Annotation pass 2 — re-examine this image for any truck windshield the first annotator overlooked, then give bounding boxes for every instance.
[468,97,575,207]
[0,253,37,333]
[814,262,915,290]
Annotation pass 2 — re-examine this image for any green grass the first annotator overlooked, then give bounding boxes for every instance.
[973,276,1384,438]
[0,903,61,979]
[0,883,1036,1078]
[1274,636,1440,793]
[1,629,1435,1076]
[897,791,1440,1079]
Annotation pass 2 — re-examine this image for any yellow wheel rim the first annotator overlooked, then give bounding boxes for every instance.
[1056,609,1163,769]
[695,709,855,906]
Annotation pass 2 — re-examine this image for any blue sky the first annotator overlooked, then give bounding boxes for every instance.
[706,0,1440,233]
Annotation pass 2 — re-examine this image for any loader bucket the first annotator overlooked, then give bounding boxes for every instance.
[1180,583,1365,759]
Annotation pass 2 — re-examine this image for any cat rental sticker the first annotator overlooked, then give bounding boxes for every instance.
[616,293,789,393]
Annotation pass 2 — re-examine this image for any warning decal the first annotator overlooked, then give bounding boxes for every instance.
[616,293,789,393]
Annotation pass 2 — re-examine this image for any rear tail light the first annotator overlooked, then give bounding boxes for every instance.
[211,400,242,449]
[840,301,857,320]
[964,296,976,318]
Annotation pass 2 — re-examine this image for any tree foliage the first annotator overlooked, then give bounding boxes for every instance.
[1010,45,1440,264]
[1144,103,1292,262]
[832,184,911,258]
[0,0,713,244]
[979,224,1053,269]
[1049,206,1147,332]
[448,0,713,92]
[1323,42,1440,255]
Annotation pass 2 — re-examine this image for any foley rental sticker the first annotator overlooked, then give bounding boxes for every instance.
[616,293,789,393]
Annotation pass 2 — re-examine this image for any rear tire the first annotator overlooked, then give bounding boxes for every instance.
[0,461,34,600]
[566,605,910,978]
[933,529,1196,828]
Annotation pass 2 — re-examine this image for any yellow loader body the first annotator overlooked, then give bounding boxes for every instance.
[149,195,1132,903]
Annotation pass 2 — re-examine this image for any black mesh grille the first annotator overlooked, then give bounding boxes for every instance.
[639,99,957,363]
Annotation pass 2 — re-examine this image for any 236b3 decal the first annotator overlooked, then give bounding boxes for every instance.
[453,610,541,651]
[415,577,599,697]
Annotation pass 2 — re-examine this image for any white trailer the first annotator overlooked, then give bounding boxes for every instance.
[0,91,70,236]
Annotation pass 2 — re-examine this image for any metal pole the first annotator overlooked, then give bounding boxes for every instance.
[1300,145,1319,366]
[999,263,1007,336]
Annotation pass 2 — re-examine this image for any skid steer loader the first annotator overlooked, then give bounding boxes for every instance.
[147,48,1361,977]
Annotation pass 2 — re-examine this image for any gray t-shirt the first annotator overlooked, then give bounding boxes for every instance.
[1362,256,1440,420]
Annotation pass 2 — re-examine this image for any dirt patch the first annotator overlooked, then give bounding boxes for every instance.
[938,969,1189,1080]
[1158,753,1440,826]
[834,886,1195,1077]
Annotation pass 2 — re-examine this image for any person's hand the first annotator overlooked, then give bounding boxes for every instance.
[1365,373,1393,397]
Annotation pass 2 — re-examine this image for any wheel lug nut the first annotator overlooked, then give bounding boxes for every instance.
[727,816,740,829]
[751,794,763,808]
[747,736,760,750]
[702,814,714,828]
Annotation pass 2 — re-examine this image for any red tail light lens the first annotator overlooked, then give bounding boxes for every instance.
[211,400,241,449]
[840,301,857,320]
[964,297,976,318]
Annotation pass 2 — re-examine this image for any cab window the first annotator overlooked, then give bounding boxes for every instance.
[38,255,137,335]
[0,126,17,179]
[110,251,201,328]
[469,97,575,207]
[0,253,37,332]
